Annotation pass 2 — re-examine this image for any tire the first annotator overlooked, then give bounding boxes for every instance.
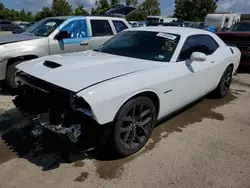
[111,97,157,157]
[6,61,23,89]
[213,66,233,98]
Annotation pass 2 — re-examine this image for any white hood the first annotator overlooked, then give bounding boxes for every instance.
[16,50,161,92]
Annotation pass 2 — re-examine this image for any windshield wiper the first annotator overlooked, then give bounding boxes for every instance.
[22,32,35,36]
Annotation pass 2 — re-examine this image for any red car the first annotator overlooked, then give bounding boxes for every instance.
[217,21,250,66]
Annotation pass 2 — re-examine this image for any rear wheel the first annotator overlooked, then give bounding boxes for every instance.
[213,66,233,98]
[111,97,156,156]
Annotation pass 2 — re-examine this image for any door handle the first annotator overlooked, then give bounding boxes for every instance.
[211,61,215,63]
[80,41,89,45]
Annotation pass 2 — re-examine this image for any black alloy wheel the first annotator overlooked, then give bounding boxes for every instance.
[112,97,156,156]
[213,66,233,98]
[220,67,233,96]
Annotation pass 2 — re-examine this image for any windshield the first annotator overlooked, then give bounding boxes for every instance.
[229,22,250,31]
[23,18,65,37]
[97,31,180,62]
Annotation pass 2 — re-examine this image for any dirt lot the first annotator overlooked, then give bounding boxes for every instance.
[0,74,250,188]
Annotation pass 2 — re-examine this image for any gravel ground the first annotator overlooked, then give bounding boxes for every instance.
[0,74,250,188]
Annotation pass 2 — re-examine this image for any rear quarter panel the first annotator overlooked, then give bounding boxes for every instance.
[205,32,240,85]
[229,46,241,72]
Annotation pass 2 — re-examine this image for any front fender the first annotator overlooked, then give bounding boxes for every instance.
[0,49,44,80]
[75,66,175,125]
[0,42,49,80]
[1,47,47,62]
[76,88,160,125]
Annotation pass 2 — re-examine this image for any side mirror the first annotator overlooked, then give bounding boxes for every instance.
[54,31,71,40]
[190,52,207,62]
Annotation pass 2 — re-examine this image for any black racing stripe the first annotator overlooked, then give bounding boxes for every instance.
[164,89,172,94]
[76,70,143,93]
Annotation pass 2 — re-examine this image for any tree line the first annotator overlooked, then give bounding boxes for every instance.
[0,0,160,22]
[174,0,217,21]
[0,0,218,22]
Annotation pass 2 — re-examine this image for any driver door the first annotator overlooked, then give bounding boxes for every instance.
[49,18,90,55]
[172,35,220,110]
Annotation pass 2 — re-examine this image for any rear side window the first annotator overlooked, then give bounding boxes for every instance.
[178,35,219,61]
[90,20,113,36]
[112,20,128,33]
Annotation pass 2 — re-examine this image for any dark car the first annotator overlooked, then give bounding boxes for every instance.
[147,21,184,27]
[0,20,21,31]
[19,22,35,29]
[217,20,250,66]
[12,22,36,34]
[12,28,25,34]
[164,21,184,27]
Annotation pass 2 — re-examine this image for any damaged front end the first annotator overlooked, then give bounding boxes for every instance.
[12,71,94,142]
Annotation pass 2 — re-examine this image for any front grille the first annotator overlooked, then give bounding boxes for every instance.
[16,72,75,110]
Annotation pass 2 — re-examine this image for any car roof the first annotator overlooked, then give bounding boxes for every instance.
[127,26,213,37]
[45,15,126,21]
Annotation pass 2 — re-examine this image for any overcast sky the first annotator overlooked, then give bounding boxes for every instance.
[1,0,249,15]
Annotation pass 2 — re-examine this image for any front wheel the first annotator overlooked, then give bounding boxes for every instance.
[111,97,156,157]
[6,61,23,89]
[213,66,233,98]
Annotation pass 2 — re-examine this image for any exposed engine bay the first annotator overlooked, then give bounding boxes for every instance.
[12,71,93,142]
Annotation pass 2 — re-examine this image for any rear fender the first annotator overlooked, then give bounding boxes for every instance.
[228,46,241,72]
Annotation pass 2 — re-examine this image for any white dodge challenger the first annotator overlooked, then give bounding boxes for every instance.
[13,27,241,156]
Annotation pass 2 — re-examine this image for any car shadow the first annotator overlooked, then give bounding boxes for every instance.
[0,90,10,96]
[0,90,238,171]
[0,107,118,171]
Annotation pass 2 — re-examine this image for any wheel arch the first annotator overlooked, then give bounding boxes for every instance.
[228,63,234,70]
[115,89,161,121]
[7,55,39,67]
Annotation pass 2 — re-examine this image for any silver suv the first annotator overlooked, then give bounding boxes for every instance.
[0,16,131,89]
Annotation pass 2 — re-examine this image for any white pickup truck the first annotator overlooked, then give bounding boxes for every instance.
[0,15,130,89]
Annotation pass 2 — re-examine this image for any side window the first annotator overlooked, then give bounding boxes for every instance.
[60,19,88,38]
[178,35,219,61]
[112,20,128,33]
[90,20,113,37]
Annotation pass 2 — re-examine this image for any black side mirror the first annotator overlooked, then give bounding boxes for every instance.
[55,31,71,40]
